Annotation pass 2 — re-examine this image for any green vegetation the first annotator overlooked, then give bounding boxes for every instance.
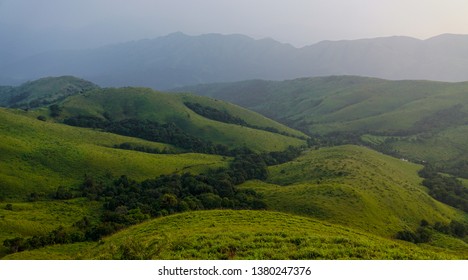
[241,145,466,237]
[184,101,305,139]
[184,101,248,126]
[0,108,229,199]
[418,165,468,212]
[0,199,102,258]
[55,87,306,153]
[2,76,468,260]
[0,76,98,108]
[181,76,468,178]
[396,219,467,244]
[5,210,467,260]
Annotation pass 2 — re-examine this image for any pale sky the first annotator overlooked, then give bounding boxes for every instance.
[1,0,468,51]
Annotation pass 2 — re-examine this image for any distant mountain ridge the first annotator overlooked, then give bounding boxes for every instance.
[2,32,468,89]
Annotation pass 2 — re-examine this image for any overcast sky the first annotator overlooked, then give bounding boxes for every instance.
[1,0,468,51]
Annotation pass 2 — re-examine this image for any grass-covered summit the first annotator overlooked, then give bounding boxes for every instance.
[0,76,98,108]
[242,145,466,237]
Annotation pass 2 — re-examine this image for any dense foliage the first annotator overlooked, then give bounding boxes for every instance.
[184,102,306,140]
[2,147,278,254]
[396,220,467,244]
[184,102,247,126]
[113,142,175,154]
[418,165,468,212]
[64,116,232,155]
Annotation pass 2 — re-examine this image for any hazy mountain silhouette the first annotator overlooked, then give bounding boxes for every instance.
[2,32,468,88]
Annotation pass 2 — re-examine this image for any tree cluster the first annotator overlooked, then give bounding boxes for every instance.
[3,147,275,254]
[64,116,232,155]
[184,102,307,140]
[418,165,468,212]
[395,220,433,244]
[395,219,467,244]
[49,104,62,117]
[440,160,468,180]
[113,142,175,154]
[184,102,247,126]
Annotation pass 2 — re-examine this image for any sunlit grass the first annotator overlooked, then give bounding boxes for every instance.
[241,145,465,237]
[5,210,465,260]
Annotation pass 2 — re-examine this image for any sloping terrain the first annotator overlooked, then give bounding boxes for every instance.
[0,108,229,200]
[241,145,466,237]
[0,76,98,108]
[0,78,307,259]
[1,76,467,260]
[178,76,468,176]
[55,86,306,152]
[4,210,465,260]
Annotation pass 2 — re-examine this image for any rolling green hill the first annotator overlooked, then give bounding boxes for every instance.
[241,145,467,237]
[0,108,229,200]
[4,210,465,260]
[55,87,306,152]
[176,76,468,177]
[0,79,308,258]
[1,76,467,260]
[0,76,98,108]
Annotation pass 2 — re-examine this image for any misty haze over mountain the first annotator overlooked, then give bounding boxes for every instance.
[2,32,468,89]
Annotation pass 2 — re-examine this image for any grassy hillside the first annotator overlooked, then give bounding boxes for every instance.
[178,76,468,176]
[4,210,465,260]
[0,76,98,108]
[178,76,468,134]
[56,87,306,152]
[2,76,467,260]
[0,199,102,258]
[0,108,229,199]
[241,145,466,237]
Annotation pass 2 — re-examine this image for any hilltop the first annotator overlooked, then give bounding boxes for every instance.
[242,145,465,237]
[0,76,98,108]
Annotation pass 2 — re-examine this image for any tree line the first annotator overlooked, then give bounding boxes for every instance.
[64,116,233,155]
[395,219,467,244]
[184,102,307,140]
[418,165,468,212]
[3,146,303,254]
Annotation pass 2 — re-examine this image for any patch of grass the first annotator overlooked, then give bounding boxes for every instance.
[0,198,101,258]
